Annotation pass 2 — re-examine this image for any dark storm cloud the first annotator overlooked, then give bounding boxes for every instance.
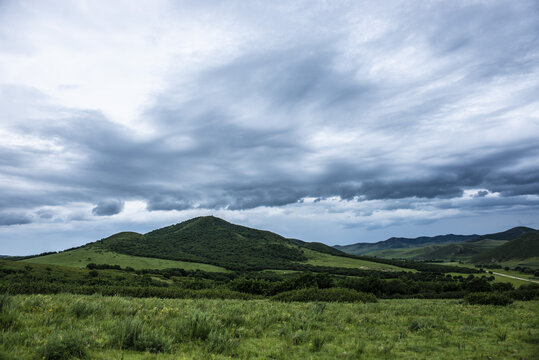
[92,200,124,216]
[0,212,32,226]
[1,0,538,229]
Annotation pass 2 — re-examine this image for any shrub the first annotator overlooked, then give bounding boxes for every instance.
[508,284,539,301]
[465,292,513,306]
[110,318,169,353]
[491,282,514,292]
[38,332,88,360]
[272,288,377,303]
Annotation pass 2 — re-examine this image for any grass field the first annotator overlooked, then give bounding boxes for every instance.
[22,246,227,272]
[0,294,537,359]
[302,249,409,271]
[497,257,539,269]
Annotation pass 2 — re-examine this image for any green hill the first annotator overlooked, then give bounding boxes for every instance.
[471,231,539,263]
[369,239,507,261]
[336,226,537,260]
[95,216,309,270]
[25,216,410,272]
[421,239,507,260]
[468,226,536,242]
[335,234,478,255]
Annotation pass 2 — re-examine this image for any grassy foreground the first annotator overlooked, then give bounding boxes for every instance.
[1,295,537,359]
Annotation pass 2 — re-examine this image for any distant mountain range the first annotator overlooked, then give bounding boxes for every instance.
[335,226,538,264]
[334,234,479,254]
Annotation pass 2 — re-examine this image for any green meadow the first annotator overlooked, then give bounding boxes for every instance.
[1,294,537,359]
[302,249,408,271]
[23,246,227,272]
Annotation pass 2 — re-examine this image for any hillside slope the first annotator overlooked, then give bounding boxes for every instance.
[471,231,539,263]
[23,216,475,273]
[23,246,227,272]
[336,226,537,258]
[95,216,311,270]
[468,226,536,242]
[47,216,399,272]
[335,234,478,255]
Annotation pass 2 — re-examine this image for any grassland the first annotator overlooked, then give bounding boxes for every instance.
[302,249,409,271]
[0,294,537,359]
[367,239,509,261]
[22,244,410,274]
[497,257,539,269]
[22,246,227,272]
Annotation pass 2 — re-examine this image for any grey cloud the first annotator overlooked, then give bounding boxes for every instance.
[474,191,489,198]
[92,200,124,216]
[0,212,32,226]
[1,1,538,223]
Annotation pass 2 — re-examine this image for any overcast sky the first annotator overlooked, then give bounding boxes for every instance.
[1,0,539,255]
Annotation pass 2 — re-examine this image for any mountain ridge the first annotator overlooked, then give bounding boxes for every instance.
[334,234,479,255]
[335,226,538,263]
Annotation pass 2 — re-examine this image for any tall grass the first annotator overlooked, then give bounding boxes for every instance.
[110,318,170,353]
[38,331,89,360]
[0,294,18,331]
[0,294,537,359]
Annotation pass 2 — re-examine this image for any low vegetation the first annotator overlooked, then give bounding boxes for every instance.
[24,246,227,272]
[0,294,537,359]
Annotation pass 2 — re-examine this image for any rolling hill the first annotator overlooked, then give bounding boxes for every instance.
[471,231,539,263]
[335,226,538,266]
[334,234,478,255]
[24,216,407,272]
[367,239,508,261]
[467,226,536,242]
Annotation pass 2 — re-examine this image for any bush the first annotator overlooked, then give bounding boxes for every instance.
[110,318,169,353]
[272,288,377,303]
[508,284,539,301]
[465,292,513,306]
[491,282,514,292]
[39,332,88,360]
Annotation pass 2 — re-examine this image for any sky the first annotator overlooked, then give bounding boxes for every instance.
[1,0,539,255]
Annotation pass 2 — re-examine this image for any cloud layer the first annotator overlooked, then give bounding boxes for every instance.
[1,0,538,253]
